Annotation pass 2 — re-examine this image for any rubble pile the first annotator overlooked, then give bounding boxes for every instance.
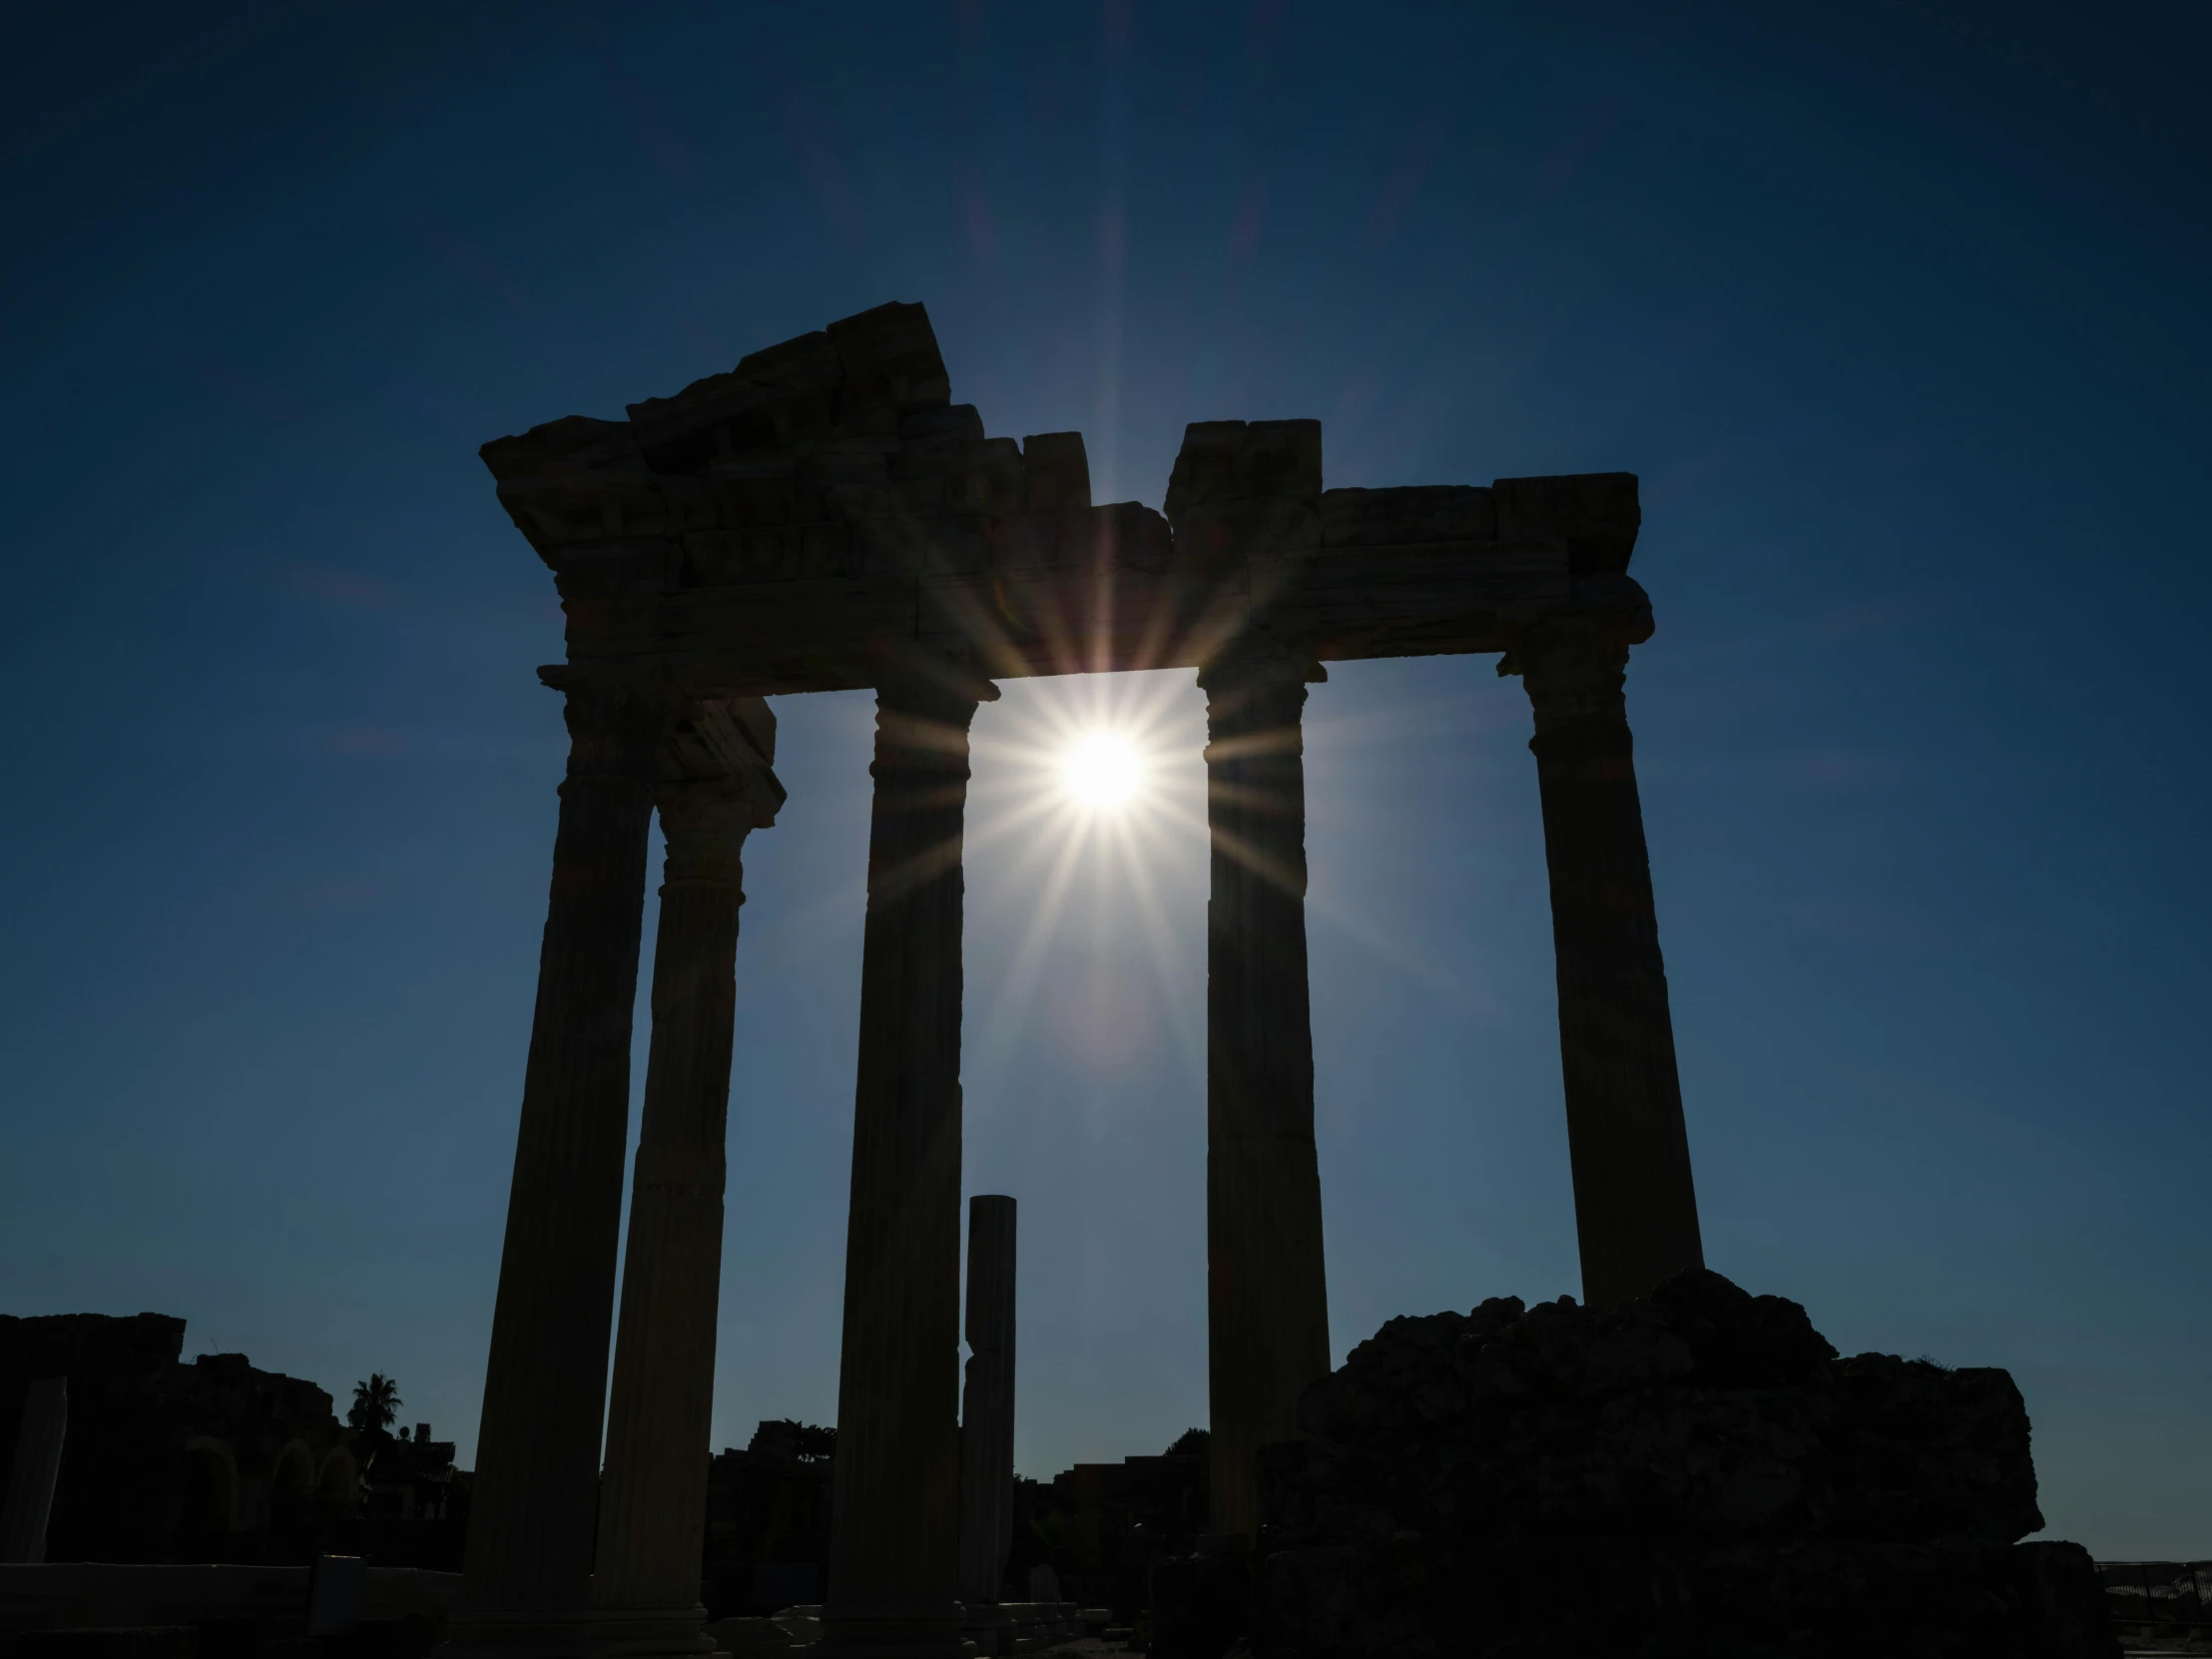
[1254,1270,2113,1658]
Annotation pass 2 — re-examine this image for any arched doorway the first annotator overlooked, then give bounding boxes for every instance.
[270,1440,316,1555]
[314,1446,359,1528]
[176,1437,237,1562]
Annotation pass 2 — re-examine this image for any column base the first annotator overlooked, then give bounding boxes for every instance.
[957,1605,1014,1657]
[818,1604,975,1659]
[436,1605,713,1659]
[591,1606,717,1659]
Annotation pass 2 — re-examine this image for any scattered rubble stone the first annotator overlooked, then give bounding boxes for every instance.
[1246,1270,2113,1659]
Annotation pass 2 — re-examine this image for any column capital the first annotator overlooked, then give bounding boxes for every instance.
[865,660,996,811]
[1196,636,1326,698]
[654,780,756,891]
[1198,640,1324,768]
[871,652,1000,721]
[1499,620,1635,742]
[539,666,687,784]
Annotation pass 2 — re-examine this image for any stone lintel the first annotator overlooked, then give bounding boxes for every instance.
[485,303,1650,699]
[536,536,1643,699]
[662,698,785,829]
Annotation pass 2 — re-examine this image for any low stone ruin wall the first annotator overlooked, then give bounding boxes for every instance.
[1244,1270,2114,1659]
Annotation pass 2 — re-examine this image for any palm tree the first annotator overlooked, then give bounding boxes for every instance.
[349,1373,402,1434]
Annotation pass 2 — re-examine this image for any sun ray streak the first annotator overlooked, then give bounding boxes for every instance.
[955,672,1212,1113]
[968,813,1103,1096]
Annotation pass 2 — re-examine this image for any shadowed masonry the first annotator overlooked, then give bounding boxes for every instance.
[455,301,1701,1659]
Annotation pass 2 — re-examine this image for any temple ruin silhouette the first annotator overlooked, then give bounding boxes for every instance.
[460,300,1701,1659]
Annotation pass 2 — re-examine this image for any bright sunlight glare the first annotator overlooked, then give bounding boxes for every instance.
[1060,730,1145,810]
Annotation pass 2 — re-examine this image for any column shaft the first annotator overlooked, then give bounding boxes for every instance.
[1515,623,1703,1308]
[824,670,990,1659]
[593,781,758,1652]
[956,1196,1016,1617]
[1200,647,1332,1544]
[1,1377,66,1563]
[454,676,669,1647]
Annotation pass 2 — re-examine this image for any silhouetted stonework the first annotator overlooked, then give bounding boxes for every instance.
[701,1421,834,1618]
[466,299,1702,1653]
[1244,1272,2113,1659]
[1005,1431,1211,1621]
[0,1315,351,1564]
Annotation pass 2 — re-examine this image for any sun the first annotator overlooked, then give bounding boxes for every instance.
[1060,729,1145,810]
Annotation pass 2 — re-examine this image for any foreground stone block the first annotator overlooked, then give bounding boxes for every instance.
[1252,1270,2115,1659]
[1152,1555,1250,1659]
[1260,1535,2110,1659]
[701,1616,799,1655]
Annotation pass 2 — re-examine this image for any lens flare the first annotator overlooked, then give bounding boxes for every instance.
[1060,730,1144,809]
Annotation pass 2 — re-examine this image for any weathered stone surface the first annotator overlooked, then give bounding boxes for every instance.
[1319,486,1496,549]
[450,690,782,1658]
[1201,646,1330,1545]
[1494,470,1641,576]
[594,726,783,1648]
[481,304,1647,695]
[1020,433,1090,512]
[1506,617,1702,1310]
[450,676,673,1642]
[3,1376,67,1562]
[820,672,990,1659]
[0,1315,348,1565]
[1259,1534,2110,1659]
[1165,419,1323,519]
[472,301,1707,1659]
[1251,1272,2112,1659]
[957,1196,1018,1611]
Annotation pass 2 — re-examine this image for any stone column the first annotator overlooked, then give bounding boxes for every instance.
[1198,643,1332,1546]
[823,666,994,1659]
[592,777,765,1658]
[956,1196,1017,1653]
[1509,620,1703,1308]
[1,1377,66,1562]
[447,671,674,1659]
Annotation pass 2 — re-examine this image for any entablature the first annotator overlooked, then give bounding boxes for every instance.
[483,302,1652,699]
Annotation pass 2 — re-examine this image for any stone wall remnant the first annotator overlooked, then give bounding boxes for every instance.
[0,1315,349,1566]
[1248,1270,2113,1659]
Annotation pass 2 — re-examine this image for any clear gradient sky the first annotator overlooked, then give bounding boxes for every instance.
[2,3,2207,1557]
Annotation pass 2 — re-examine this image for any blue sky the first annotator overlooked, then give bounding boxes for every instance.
[2,2,2207,1556]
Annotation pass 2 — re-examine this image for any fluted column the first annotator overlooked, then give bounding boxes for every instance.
[1510,620,1703,1308]
[1,1377,66,1563]
[1198,643,1332,1546]
[823,666,993,1659]
[448,671,675,1658]
[956,1196,1017,1651]
[592,777,764,1657]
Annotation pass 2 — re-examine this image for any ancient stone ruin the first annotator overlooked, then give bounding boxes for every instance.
[0,1314,462,1578]
[0,303,2123,1659]
[0,1314,356,1567]
[458,297,1759,1659]
[1240,1270,2112,1658]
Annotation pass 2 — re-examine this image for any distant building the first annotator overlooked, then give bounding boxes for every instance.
[1,1313,355,1563]
[0,1313,463,1568]
[1008,1431,1209,1618]
[360,1421,458,1524]
[701,1420,834,1617]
